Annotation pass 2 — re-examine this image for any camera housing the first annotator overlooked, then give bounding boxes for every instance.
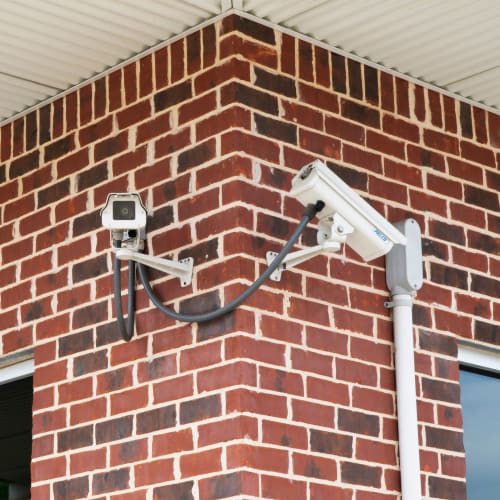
[101,193,147,232]
[290,160,406,261]
[101,193,148,251]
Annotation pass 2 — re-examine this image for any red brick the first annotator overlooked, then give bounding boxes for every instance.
[262,474,307,499]
[262,418,308,450]
[294,452,338,481]
[111,386,149,415]
[197,361,257,393]
[70,448,107,475]
[79,84,93,125]
[226,388,287,418]
[70,397,107,425]
[288,296,330,326]
[2,236,33,264]
[367,130,405,159]
[334,307,374,335]
[181,448,221,477]
[32,386,54,412]
[307,375,350,406]
[225,335,286,367]
[305,276,349,306]
[428,172,463,199]
[196,205,253,241]
[221,34,277,68]
[353,386,395,414]
[443,95,458,133]
[33,359,67,387]
[336,358,377,387]
[259,365,304,396]
[22,254,52,283]
[356,437,397,465]
[428,90,443,128]
[153,374,194,404]
[117,100,151,129]
[58,377,93,404]
[32,434,54,459]
[227,444,288,473]
[292,398,335,427]
[153,427,193,457]
[110,336,148,366]
[342,144,383,172]
[32,455,67,482]
[299,128,341,160]
[300,81,339,114]
[260,314,303,345]
[109,439,147,468]
[221,129,280,163]
[198,471,259,499]
[424,129,459,154]
[113,146,147,176]
[136,111,171,145]
[1,279,31,309]
[441,454,466,477]
[435,309,472,337]
[351,336,392,367]
[284,100,324,131]
[199,415,258,448]
[2,325,33,353]
[134,458,175,488]
[292,347,333,377]
[409,189,447,214]
[179,91,217,124]
[384,157,423,186]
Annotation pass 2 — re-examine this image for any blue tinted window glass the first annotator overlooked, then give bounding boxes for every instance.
[459,368,500,499]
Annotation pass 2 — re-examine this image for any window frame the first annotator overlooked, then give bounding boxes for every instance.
[458,341,500,499]
[0,358,34,386]
[458,342,500,374]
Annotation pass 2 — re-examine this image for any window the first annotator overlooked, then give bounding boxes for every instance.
[0,358,33,500]
[459,344,500,500]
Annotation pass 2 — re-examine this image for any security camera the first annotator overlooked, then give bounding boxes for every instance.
[101,193,147,250]
[101,193,147,231]
[290,160,406,261]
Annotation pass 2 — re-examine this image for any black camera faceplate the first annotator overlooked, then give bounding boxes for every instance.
[113,200,136,220]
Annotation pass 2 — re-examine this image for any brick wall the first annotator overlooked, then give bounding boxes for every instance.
[0,13,499,500]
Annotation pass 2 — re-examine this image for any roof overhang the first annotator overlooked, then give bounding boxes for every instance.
[1,0,499,125]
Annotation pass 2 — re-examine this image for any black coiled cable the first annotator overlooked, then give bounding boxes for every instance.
[113,202,324,341]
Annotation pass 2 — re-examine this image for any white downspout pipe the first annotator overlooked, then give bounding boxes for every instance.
[391,293,422,499]
[385,219,423,500]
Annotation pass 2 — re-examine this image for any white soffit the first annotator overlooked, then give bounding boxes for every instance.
[0,0,219,122]
[246,0,500,110]
[1,0,499,124]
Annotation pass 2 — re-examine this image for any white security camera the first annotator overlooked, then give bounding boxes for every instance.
[102,192,193,287]
[101,193,148,251]
[290,160,406,261]
[101,193,147,232]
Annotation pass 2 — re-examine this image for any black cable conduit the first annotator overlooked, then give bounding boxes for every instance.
[113,202,324,341]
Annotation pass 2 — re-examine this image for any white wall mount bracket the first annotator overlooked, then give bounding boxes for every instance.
[266,213,354,281]
[116,248,194,287]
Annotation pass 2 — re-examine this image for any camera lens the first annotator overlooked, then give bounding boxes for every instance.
[113,200,135,220]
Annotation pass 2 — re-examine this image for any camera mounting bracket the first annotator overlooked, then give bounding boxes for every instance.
[111,229,146,252]
[116,249,194,287]
[266,213,354,281]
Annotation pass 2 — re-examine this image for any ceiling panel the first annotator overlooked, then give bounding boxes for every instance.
[0,0,222,122]
[0,0,499,124]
